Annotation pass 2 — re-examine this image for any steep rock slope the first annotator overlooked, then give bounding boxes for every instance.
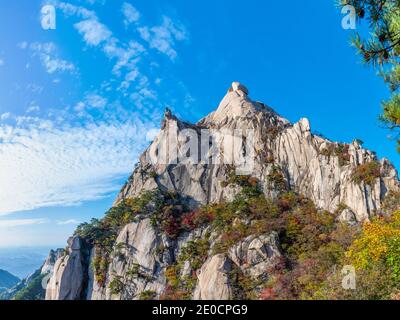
[116,84,398,221]
[45,83,400,300]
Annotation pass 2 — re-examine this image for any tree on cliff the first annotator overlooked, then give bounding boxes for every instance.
[341,1,400,150]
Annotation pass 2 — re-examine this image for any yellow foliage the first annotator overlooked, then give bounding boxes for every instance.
[346,211,400,270]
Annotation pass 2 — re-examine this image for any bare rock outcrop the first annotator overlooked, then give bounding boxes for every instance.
[116,82,399,223]
[228,232,281,278]
[45,237,88,300]
[41,249,64,275]
[193,254,233,300]
[45,82,400,301]
[103,219,167,300]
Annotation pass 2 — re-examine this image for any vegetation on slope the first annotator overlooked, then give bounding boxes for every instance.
[1,269,47,301]
[73,165,400,300]
[0,269,19,291]
[12,270,47,301]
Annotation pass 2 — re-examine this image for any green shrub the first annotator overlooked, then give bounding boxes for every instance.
[109,276,124,295]
[139,290,157,300]
[13,271,46,301]
[319,143,350,166]
[179,239,210,271]
[149,171,158,179]
[230,264,263,300]
[382,190,400,213]
[267,166,287,191]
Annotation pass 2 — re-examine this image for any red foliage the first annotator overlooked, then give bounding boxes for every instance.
[260,288,275,300]
[163,217,181,239]
[221,231,242,245]
[159,285,189,300]
[181,210,215,231]
[181,212,197,231]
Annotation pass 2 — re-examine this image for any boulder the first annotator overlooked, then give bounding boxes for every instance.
[193,254,233,300]
[231,82,249,96]
[229,232,281,278]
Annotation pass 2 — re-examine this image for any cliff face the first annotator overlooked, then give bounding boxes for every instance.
[116,83,398,221]
[45,83,400,300]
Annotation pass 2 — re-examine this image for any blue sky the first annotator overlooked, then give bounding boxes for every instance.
[0,0,396,248]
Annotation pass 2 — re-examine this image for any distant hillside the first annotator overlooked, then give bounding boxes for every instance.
[0,247,52,278]
[0,269,19,291]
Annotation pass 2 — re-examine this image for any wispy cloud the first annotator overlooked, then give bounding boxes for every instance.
[0,1,193,217]
[0,218,49,228]
[74,93,108,113]
[122,2,140,26]
[60,2,145,86]
[0,58,4,66]
[0,113,11,121]
[85,93,107,109]
[0,114,157,215]
[74,19,112,46]
[58,2,96,19]
[57,219,81,225]
[26,104,40,114]
[24,42,75,74]
[138,16,188,60]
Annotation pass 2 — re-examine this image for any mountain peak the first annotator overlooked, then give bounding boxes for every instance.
[229,81,249,96]
[44,83,400,301]
[199,82,283,127]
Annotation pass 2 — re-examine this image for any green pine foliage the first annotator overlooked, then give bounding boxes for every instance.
[12,270,46,301]
[340,1,400,149]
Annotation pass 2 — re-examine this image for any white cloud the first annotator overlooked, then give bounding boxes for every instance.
[58,2,95,19]
[73,93,107,113]
[0,218,48,228]
[0,113,11,121]
[138,16,188,60]
[102,40,144,76]
[69,8,144,81]
[28,42,75,74]
[86,93,107,108]
[0,1,193,219]
[18,41,28,49]
[0,59,4,66]
[122,2,140,26]
[74,19,112,46]
[57,219,81,225]
[26,104,40,113]
[27,84,44,94]
[0,115,156,215]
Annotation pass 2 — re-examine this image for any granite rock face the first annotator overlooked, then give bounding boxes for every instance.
[193,254,233,300]
[46,82,400,300]
[228,232,281,278]
[45,237,88,300]
[116,82,399,222]
[41,249,64,275]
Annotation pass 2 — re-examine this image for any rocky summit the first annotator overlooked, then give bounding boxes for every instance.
[42,82,400,300]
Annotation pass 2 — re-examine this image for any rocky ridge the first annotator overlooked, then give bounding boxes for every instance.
[44,82,400,300]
